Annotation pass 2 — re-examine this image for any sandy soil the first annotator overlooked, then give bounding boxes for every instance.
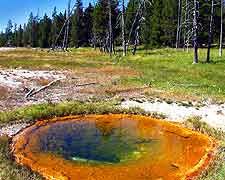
[122,100,225,131]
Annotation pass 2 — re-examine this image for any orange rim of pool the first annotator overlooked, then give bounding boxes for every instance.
[11,114,218,180]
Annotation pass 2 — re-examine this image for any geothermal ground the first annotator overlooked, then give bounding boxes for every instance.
[0,68,225,136]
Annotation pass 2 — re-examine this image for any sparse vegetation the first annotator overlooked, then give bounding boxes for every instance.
[0,136,42,180]
[184,117,225,180]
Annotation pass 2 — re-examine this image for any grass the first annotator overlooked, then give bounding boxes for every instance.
[0,135,42,180]
[117,48,225,102]
[0,48,107,70]
[0,100,166,126]
[1,47,225,102]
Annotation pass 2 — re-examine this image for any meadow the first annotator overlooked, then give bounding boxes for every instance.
[0,47,225,101]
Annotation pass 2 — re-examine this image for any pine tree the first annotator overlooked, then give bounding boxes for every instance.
[17,24,23,47]
[150,0,163,47]
[12,23,17,46]
[23,23,29,47]
[5,20,13,46]
[57,12,67,47]
[93,0,108,48]
[111,0,120,47]
[39,14,51,48]
[50,7,58,46]
[161,0,177,47]
[141,1,152,50]
[70,0,83,47]
[27,13,34,47]
[83,3,94,46]
[0,31,6,46]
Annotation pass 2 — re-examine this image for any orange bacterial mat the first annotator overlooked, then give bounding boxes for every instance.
[11,114,217,180]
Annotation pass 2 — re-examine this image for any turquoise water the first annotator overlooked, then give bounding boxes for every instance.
[39,119,158,164]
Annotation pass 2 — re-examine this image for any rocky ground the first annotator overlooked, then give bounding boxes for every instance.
[0,67,225,137]
[0,66,146,111]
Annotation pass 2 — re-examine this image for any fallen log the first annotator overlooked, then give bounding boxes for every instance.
[26,78,64,98]
[75,82,97,87]
[25,88,35,98]
[25,79,97,99]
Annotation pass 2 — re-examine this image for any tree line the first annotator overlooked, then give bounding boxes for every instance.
[0,0,224,62]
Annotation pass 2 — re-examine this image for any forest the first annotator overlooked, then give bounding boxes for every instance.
[0,0,224,62]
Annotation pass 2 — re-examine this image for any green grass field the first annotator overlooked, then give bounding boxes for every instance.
[1,47,225,101]
[117,48,225,102]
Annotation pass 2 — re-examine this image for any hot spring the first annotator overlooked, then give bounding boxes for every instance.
[11,114,217,180]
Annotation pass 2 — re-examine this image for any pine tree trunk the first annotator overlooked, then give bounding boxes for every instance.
[122,0,126,56]
[206,0,214,63]
[219,0,223,57]
[193,0,198,64]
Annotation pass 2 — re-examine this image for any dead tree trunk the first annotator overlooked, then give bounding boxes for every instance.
[127,3,141,51]
[51,2,76,50]
[206,0,214,63]
[62,0,71,51]
[186,0,191,52]
[127,0,147,54]
[183,0,187,51]
[193,0,199,64]
[176,0,182,48]
[52,19,67,50]
[108,0,113,57]
[183,0,190,51]
[132,26,140,55]
[219,0,223,57]
[122,0,126,56]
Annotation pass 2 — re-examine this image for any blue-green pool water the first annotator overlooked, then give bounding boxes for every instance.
[39,119,158,164]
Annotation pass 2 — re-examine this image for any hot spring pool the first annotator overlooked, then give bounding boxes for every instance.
[11,114,217,180]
